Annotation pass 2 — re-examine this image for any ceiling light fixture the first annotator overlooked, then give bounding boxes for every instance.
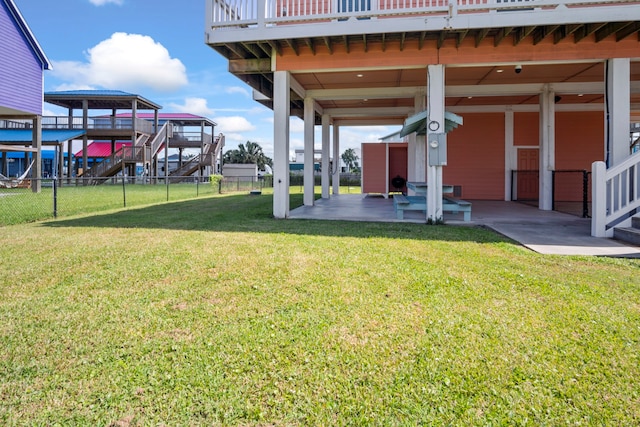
[357,74,364,78]
[496,69,504,73]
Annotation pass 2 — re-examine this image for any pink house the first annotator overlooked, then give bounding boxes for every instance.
[205,0,640,237]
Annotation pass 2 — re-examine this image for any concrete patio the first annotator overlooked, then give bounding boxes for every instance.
[289,194,640,257]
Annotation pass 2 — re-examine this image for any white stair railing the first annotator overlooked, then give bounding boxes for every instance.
[592,152,640,237]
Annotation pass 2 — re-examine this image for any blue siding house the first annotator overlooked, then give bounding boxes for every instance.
[0,0,51,190]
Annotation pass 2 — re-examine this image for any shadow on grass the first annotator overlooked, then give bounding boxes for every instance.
[42,193,510,243]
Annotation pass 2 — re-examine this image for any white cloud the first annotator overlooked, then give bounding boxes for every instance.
[89,0,123,5]
[168,98,213,116]
[225,86,250,97]
[51,33,187,92]
[214,116,255,133]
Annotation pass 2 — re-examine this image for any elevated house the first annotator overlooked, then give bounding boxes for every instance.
[205,0,640,237]
[0,0,53,190]
[42,92,224,183]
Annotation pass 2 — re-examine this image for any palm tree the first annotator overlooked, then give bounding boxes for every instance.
[341,148,359,173]
[223,141,273,170]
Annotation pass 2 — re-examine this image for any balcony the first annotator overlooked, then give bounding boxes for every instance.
[206,0,639,40]
[41,116,155,136]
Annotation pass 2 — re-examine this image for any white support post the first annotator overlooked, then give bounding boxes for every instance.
[332,124,340,195]
[539,85,555,211]
[273,71,291,218]
[591,161,607,237]
[606,58,631,167]
[31,115,42,193]
[427,64,445,223]
[303,97,315,206]
[409,90,426,193]
[321,113,330,199]
[504,109,514,201]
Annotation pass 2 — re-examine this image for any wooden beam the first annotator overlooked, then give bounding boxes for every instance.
[437,31,446,49]
[266,40,281,56]
[240,42,263,59]
[493,27,511,47]
[418,31,427,50]
[595,22,632,42]
[475,28,489,47]
[616,22,640,41]
[574,22,606,43]
[457,29,469,48]
[304,38,316,55]
[533,25,559,45]
[381,33,386,52]
[256,42,272,57]
[229,58,271,74]
[323,36,333,54]
[343,35,350,53]
[0,144,38,152]
[513,26,535,46]
[285,39,299,55]
[400,32,406,51]
[363,34,368,52]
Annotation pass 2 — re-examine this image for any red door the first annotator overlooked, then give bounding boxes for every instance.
[517,148,539,200]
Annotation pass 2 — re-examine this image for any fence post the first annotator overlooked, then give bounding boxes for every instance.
[591,161,607,237]
[582,170,589,218]
[53,178,58,218]
[122,176,127,208]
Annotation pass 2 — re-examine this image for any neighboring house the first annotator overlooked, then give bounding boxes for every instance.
[0,0,51,190]
[205,0,640,236]
[42,92,224,180]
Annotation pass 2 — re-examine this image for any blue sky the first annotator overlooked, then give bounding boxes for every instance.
[15,0,393,159]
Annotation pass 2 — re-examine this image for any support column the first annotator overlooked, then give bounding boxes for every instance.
[31,115,42,193]
[273,71,291,218]
[504,108,514,201]
[82,99,88,178]
[303,97,315,206]
[426,64,445,223]
[413,89,426,188]
[332,124,340,195]
[321,114,330,199]
[606,58,631,167]
[539,85,555,211]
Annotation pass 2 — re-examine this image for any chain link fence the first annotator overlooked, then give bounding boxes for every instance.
[0,176,223,226]
[2,173,359,226]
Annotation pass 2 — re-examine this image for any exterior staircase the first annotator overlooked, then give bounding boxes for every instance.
[169,133,224,181]
[613,216,640,246]
[84,122,173,184]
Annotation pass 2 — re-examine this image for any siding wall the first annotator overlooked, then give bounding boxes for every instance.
[445,113,505,200]
[554,111,603,202]
[0,1,43,116]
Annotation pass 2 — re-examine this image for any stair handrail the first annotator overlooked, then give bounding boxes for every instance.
[149,122,173,158]
[84,145,144,178]
[170,154,202,177]
[592,151,640,237]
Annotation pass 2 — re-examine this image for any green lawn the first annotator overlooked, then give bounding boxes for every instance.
[1,191,639,425]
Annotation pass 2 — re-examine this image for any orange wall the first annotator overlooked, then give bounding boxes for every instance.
[445,113,505,200]
[554,111,604,201]
[514,112,539,146]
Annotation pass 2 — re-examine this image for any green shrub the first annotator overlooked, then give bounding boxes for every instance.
[209,174,223,193]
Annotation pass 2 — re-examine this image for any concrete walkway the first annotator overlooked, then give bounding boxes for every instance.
[289,195,640,257]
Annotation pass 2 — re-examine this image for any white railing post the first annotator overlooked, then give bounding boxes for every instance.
[257,0,266,27]
[591,161,607,237]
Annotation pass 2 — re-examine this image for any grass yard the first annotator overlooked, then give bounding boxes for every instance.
[1,191,639,425]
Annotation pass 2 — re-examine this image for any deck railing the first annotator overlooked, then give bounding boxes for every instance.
[207,0,635,28]
[41,116,154,134]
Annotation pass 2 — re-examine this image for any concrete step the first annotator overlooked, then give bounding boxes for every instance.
[614,226,640,246]
[632,216,640,229]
